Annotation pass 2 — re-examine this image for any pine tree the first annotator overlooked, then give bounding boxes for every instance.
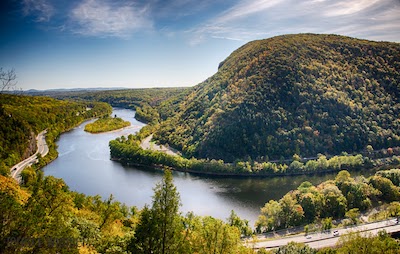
[128,169,184,254]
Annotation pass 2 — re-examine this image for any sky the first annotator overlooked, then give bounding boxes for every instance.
[0,0,399,90]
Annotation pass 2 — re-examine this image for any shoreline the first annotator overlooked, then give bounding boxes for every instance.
[85,124,137,134]
[111,158,385,179]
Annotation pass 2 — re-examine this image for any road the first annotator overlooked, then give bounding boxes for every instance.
[10,130,48,183]
[140,134,180,156]
[250,219,400,250]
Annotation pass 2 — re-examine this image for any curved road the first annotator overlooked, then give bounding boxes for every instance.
[141,134,180,156]
[250,218,400,250]
[10,130,48,183]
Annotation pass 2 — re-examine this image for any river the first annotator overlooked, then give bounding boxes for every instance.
[43,108,375,226]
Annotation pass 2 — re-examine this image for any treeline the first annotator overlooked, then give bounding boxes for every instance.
[256,169,400,232]
[259,232,400,254]
[3,167,399,253]
[150,34,400,162]
[109,131,370,176]
[0,168,253,254]
[36,87,189,123]
[0,94,111,175]
[84,116,130,133]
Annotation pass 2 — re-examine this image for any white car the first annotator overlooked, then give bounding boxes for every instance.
[333,230,339,236]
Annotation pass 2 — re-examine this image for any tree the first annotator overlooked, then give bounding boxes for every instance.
[292,154,301,162]
[320,183,347,218]
[366,145,374,155]
[17,173,79,254]
[321,217,332,232]
[275,241,316,254]
[345,208,360,225]
[128,169,184,254]
[299,192,319,223]
[256,200,282,232]
[336,231,400,253]
[187,215,242,254]
[335,170,352,185]
[279,194,304,228]
[152,169,183,254]
[369,176,400,202]
[387,202,400,222]
[227,210,252,237]
[128,205,158,254]
[0,68,17,93]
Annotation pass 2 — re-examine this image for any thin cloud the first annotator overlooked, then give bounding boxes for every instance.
[323,0,381,17]
[215,0,284,23]
[189,0,400,44]
[151,0,216,18]
[211,35,244,42]
[69,0,152,38]
[22,0,55,22]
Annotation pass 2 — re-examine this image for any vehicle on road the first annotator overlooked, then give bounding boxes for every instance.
[305,235,312,239]
[333,230,339,236]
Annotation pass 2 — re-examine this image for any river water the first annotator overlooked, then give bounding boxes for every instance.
[43,108,374,226]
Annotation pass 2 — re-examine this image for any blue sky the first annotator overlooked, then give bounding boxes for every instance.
[1,0,399,90]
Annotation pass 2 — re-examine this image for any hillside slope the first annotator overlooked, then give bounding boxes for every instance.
[0,94,111,175]
[35,87,190,123]
[154,34,400,162]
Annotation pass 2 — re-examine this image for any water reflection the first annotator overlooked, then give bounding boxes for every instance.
[43,108,375,225]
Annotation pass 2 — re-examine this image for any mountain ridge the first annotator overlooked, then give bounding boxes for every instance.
[154,33,400,162]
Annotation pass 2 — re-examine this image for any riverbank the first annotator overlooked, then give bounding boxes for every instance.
[84,117,131,133]
[111,135,398,178]
[140,134,181,156]
[112,158,385,179]
[10,130,48,182]
[111,126,400,178]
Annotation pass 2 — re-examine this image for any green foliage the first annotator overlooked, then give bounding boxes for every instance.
[109,132,367,176]
[227,210,253,237]
[0,94,111,173]
[274,230,400,253]
[345,208,360,225]
[335,231,400,254]
[0,169,136,254]
[256,170,400,232]
[321,217,333,231]
[369,175,400,202]
[0,173,79,254]
[127,170,249,254]
[41,87,189,123]
[376,168,400,186]
[152,34,400,162]
[387,202,400,219]
[84,117,130,133]
[0,94,253,253]
[150,169,183,254]
[256,200,283,232]
[183,213,243,254]
[275,241,316,254]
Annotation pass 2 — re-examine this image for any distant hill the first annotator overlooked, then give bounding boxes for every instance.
[24,87,129,93]
[154,34,400,162]
[34,87,190,123]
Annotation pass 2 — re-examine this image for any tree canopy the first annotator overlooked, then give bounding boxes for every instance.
[151,34,400,162]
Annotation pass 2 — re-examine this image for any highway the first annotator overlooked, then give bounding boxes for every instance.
[10,130,48,183]
[251,219,400,250]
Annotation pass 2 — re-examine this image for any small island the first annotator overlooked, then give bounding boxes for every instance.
[84,116,131,133]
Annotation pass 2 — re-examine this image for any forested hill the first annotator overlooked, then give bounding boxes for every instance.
[154,34,400,162]
[0,94,111,175]
[33,87,190,123]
